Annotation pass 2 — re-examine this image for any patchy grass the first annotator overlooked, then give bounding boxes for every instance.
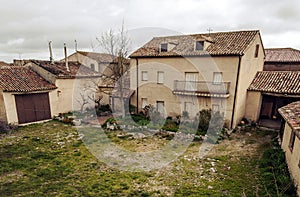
[0,121,289,196]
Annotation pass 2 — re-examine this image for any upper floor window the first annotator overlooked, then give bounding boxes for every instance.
[90,63,95,71]
[289,131,296,152]
[195,41,204,51]
[213,72,223,84]
[160,43,168,52]
[254,44,259,58]
[141,71,148,81]
[157,71,164,84]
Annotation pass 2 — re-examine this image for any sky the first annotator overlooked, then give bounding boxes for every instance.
[0,0,299,62]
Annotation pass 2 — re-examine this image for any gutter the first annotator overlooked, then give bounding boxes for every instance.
[135,58,139,113]
[230,55,242,129]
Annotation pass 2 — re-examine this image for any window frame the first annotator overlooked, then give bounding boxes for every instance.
[254,44,259,58]
[156,101,165,116]
[90,63,95,71]
[195,41,204,51]
[160,43,168,52]
[212,104,220,112]
[289,130,296,152]
[213,72,223,85]
[141,71,148,81]
[157,71,164,84]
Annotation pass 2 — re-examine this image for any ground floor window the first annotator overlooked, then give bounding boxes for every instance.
[156,101,165,116]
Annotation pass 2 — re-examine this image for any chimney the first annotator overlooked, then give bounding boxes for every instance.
[49,41,54,64]
[75,39,78,52]
[64,43,70,72]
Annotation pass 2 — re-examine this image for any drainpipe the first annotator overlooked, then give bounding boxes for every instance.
[230,55,242,129]
[64,43,70,72]
[49,41,54,64]
[135,58,139,113]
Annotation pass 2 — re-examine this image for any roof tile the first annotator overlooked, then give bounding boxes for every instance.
[248,71,300,94]
[0,66,57,92]
[130,30,260,57]
[278,101,300,133]
[265,48,300,62]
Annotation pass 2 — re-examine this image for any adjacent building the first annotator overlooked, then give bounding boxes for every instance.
[129,30,265,128]
[279,101,300,196]
[246,48,300,123]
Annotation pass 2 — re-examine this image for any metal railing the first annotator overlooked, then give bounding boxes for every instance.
[174,80,230,94]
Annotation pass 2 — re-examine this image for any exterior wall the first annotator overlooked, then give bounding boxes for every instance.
[245,91,262,122]
[281,124,300,196]
[233,34,264,127]
[3,93,18,124]
[50,79,75,115]
[264,62,300,71]
[0,91,7,122]
[130,55,239,125]
[67,53,100,72]
[27,62,57,84]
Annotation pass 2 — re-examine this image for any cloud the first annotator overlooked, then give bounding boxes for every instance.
[0,0,299,62]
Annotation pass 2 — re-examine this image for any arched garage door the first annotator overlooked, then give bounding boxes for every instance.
[15,93,51,124]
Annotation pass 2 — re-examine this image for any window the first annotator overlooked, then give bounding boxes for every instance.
[195,41,204,51]
[141,71,148,81]
[156,101,165,116]
[289,131,296,152]
[90,64,95,71]
[254,44,259,58]
[157,71,164,84]
[213,72,222,84]
[160,43,168,52]
[141,98,147,109]
[185,72,198,91]
[212,104,219,112]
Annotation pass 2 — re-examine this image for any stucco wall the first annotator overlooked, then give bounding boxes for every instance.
[3,93,18,124]
[233,34,264,127]
[281,124,300,196]
[0,91,7,122]
[130,56,239,124]
[245,91,262,122]
[67,53,100,72]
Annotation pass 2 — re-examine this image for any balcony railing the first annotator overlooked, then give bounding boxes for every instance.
[173,80,230,95]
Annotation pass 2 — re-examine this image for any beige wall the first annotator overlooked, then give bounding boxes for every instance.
[245,91,262,122]
[2,93,18,124]
[67,53,100,72]
[0,91,7,122]
[130,56,239,124]
[232,34,264,127]
[281,124,300,196]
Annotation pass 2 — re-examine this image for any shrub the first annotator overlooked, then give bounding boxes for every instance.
[259,138,297,196]
[101,117,117,129]
[195,109,224,136]
[0,120,17,133]
[162,118,179,132]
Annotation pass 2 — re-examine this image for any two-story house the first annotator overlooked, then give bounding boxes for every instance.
[129,30,264,128]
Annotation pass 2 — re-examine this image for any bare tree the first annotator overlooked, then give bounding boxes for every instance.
[96,23,130,118]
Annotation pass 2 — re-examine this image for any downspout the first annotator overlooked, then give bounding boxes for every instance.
[230,55,242,129]
[135,58,139,113]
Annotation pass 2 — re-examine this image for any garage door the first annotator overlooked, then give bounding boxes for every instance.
[15,93,51,124]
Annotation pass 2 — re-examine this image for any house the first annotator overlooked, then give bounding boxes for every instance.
[264,48,300,71]
[278,101,300,196]
[25,60,102,115]
[0,66,57,124]
[65,51,116,74]
[65,51,131,109]
[245,47,300,124]
[0,59,102,125]
[129,30,265,128]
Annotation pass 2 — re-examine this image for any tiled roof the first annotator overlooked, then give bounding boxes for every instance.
[77,51,115,63]
[0,66,57,92]
[31,60,101,78]
[278,101,300,134]
[0,61,10,67]
[265,48,300,62]
[130,30,260,57]
[248,71,300,94]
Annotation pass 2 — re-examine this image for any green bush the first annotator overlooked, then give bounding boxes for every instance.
[101,118,117,129]
[162,118,179,132]
[259,138,297,196]
[195,109,224,136]
[0,120,17,133]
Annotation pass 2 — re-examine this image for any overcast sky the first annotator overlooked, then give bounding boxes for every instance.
[0,0,299,62]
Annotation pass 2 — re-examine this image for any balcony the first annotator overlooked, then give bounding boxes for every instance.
[173,80,230,98]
